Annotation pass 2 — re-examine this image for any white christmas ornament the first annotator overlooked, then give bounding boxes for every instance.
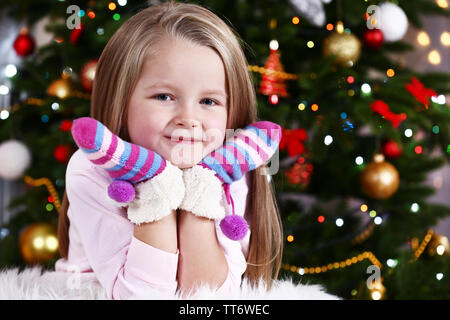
[289,0,333,27]
[0,139,32,180]
[378,2,408,42]
[33,17,53,48]
[33,16,66,48]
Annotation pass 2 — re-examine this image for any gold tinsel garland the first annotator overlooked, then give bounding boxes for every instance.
[247,65,299,80]
[282,251,382,275]
[412,229,434,260]
[24,176,61,212]
[7,91,91,111]
[351,221,376,245]
[282,228,436,283]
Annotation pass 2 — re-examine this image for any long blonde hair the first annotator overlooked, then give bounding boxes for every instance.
[58,0,283,289]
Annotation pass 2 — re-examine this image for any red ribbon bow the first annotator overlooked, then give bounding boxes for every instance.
[370,100,407,129]
[280,128,308,157]
[405,77,437,109]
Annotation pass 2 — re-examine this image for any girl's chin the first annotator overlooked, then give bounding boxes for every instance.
[174,162,199,169]
[168,158,203,169]
[164,151,205,168]
[163,143,214,168]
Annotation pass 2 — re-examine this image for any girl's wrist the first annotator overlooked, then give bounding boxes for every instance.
[133,210,178,254]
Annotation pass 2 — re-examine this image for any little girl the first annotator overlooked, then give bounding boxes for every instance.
[56,0,283,300]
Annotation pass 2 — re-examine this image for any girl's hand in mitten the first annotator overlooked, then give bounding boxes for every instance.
[178,121,282,240]
[71,117,185,225]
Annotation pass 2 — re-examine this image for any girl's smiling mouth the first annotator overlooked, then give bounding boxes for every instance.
[165,136,203,144]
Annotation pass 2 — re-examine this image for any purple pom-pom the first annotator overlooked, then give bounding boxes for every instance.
[108,180,135,203]
[220,215,248,241]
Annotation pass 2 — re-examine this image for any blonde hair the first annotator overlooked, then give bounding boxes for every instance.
[58,0,283,290]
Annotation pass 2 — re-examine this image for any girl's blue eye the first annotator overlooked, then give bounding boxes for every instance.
[155,94,171,101]
[153,94,219,106]
[201,98,218,106]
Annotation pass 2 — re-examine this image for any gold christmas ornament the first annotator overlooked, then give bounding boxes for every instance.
[47,76,73,99]
[360,154,399,199]
[323,32,361,67]
[412,229,434,260]
[19,222,59,265]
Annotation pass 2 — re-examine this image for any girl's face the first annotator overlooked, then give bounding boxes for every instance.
[127,37,228,168]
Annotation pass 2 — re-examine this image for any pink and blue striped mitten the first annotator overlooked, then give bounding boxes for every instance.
[70,117,168,204]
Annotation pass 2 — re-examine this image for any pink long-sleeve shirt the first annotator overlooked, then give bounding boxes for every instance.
[54,148,251,300]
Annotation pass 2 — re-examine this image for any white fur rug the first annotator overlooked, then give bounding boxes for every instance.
[0,267,340,300]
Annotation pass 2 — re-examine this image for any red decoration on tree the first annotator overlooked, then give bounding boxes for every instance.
[80,59,98,92]
[285,162,314,187]
[381,140,403,159]
[405,77,438,109]
[54,145,70,163]
[363,29,384,49]
[259,49,288,101]
[316,115,324,127]
[59,120,73,132]
[13,28,35,57]
[280,128,308,157]
[70,23,85,44]
[370,100,407,129]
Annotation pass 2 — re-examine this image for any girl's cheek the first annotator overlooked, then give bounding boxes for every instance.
[206,127,226,149]
[130,124,158,150]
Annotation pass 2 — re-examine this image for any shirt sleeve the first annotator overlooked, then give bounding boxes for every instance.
[65,161,179,300]
[213,172,251,297]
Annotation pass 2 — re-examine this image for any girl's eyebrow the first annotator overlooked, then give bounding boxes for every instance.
[144,81,176,90]
[145,82,227,99]
[201,89,228,99]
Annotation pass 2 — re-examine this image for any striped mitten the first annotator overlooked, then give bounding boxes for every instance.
[71,117,185,225]
[179,121,282,241]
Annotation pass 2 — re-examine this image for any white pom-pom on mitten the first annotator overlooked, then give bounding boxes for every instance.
[178,165,225,220]
[127,161,185,225]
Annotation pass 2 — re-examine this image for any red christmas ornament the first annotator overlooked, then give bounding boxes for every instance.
[59,120,73,132]
[54,145,70,163]
[363,29,384,49]
[70,23,85,44]
[80,59,98,92]
[13,28,35,57]
[381,140,403,159]
[405,77,438,109]
[259,49,288,99]
[280,128,307,157]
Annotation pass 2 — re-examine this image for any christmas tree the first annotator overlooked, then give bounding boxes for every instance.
[0,0,449,299]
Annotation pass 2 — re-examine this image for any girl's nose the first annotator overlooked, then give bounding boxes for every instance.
[175,117,200,128]
[174,106,201,128]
